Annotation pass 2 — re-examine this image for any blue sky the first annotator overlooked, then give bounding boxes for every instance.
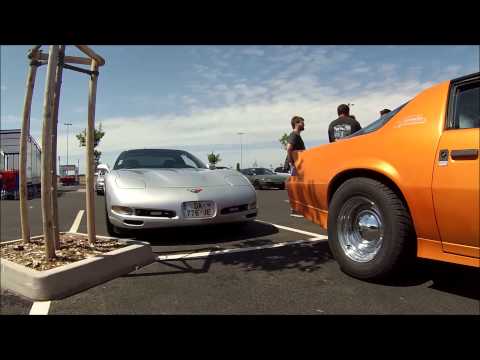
[1,45,478,172]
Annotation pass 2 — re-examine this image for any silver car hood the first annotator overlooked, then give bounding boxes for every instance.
[112,168,250,189]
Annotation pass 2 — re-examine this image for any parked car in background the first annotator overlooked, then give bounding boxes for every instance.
[274,166,289,174]
[241,168,288,189]
[104,149,257,237]
[287,72,480,280]
[95,164,110,195]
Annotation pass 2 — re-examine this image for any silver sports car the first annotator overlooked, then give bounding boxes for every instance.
[104,149,257,236]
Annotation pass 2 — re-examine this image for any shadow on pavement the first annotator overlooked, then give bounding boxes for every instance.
[212,240,333,273]
[382,260,480,301]
[132,221,280,247]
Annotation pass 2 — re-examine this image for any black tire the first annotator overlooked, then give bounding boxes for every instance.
[279,183,286,190]
[328,177,415,281]
[253,180,262,190]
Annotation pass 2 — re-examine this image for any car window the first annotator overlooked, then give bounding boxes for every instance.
[454,84,479,129]
[180,154,198,168]
[113,149,207,170]
[348,102,409,138]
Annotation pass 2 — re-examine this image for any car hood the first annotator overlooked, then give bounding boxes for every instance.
[112,168,251,189]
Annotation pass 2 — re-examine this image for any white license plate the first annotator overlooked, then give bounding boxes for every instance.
[183,201,215,218]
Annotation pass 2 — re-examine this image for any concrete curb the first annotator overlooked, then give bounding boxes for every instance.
[1,233,154,301]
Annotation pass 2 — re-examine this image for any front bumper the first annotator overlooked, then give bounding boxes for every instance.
[107,185,257,230]
[109,208,257,229]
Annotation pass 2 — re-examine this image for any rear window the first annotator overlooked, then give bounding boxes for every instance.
[348,102,409,138]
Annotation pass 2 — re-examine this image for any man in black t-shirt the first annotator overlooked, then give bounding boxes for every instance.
[328,104,362,142]
[284,116,306,175]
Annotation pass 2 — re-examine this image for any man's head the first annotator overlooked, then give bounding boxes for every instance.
[291,116,305,131]
[337,104,350,116]
[380,109,391,116]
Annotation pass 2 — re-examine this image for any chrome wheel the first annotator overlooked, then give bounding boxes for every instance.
[337,196,384,263]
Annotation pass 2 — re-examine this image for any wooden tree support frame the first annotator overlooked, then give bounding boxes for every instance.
[19,45,106,260]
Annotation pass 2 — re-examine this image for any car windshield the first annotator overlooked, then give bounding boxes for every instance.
[252,168,274,175]
[348,101,409,138]
[113,149,207,170]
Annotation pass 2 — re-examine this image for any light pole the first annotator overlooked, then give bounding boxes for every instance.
[237,132,245,169]
[64,123,72,167]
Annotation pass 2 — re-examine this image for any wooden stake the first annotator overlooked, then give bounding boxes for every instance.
[75,45,105,66]
[37,52,91,66]
[19,49,40,243]
[51,45,66,249]
[86,59,99,244]
[40,45,60,260]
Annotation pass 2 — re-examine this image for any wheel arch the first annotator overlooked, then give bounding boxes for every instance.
[327,169,413,221]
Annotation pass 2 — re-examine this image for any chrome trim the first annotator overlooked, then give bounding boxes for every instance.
[337,196,384,263]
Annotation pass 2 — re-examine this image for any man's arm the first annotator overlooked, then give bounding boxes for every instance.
[287,143,295,168]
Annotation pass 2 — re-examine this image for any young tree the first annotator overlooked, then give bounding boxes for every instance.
[207,152,221,167]
[279,133,288,150]
[76,123,105,167]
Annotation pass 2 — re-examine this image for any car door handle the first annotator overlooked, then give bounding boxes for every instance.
[450,149,478,160]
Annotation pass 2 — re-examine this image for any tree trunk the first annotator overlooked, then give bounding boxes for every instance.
[51,45,65,249]
[86,59,99,244]
[19,49,40,244]
[41,45,60,260]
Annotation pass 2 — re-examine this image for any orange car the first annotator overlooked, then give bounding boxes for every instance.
[287,72,479,280]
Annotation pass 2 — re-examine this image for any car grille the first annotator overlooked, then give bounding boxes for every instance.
[134,209,176,218]
[220,204,248,215]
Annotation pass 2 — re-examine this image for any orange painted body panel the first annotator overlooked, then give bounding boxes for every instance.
[287,80,480,267]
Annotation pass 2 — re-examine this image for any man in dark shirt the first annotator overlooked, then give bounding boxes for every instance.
[284,115,305,175]
[328,104,362,142]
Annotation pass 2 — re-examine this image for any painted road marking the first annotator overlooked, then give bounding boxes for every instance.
[255,219,323,238]
[156,236,327,261]
[29,301,51,315]
[29,211,86,315]
[69,210,85,233]
[155,220,327,261]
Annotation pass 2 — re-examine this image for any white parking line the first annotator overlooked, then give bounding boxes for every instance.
[29,212,86,315]
[155,220,328,261]
[255,219,323,238]
[29,301,51,315]
[69,210,85,233]
[156,236,327,261]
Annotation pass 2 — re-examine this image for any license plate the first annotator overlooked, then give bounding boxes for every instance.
[183,201,215,218]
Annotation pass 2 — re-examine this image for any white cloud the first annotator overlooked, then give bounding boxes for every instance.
[93,74,430,170]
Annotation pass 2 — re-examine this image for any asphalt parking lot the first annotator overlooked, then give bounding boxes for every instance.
[1,187,479,314]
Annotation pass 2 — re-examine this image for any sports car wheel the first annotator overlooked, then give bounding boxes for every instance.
[328,177,415,280]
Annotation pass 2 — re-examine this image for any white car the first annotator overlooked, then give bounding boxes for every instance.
[104,149,257,237]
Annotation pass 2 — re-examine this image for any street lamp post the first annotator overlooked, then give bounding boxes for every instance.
[64,123,72,167]
[237,132,245,169]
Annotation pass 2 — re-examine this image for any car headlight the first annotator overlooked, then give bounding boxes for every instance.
[248,201,257,210]
[111,206,134,215]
